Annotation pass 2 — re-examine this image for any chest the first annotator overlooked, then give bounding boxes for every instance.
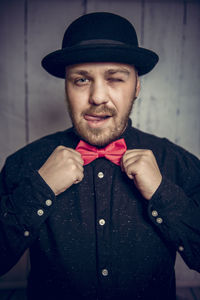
[34,160,174,272]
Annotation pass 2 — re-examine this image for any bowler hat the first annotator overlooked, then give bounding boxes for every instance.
[42,12,159,78]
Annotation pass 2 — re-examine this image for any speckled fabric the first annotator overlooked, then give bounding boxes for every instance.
[0,120,200,300]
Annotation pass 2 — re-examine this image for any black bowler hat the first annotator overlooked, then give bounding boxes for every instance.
[41,12,159,78]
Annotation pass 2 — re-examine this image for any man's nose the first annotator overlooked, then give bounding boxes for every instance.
[89,80,109,105]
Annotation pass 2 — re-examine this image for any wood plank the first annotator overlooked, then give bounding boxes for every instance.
[134,1,184,141]
[0,0,84,290]
[0,0,30,289]
[135,1,200,158]
[174,2,200,157]
[0,0,199,292]
[27,0,84,143]
[0,0,28,290]
[87,1,200,158]
[144,1,200,285]
[88,0,200,287]
[0,0,26,168]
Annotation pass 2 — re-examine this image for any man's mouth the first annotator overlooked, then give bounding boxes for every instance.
[84,114,112,127]
[84,114,111,121]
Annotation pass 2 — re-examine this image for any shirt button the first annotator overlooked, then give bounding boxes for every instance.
[45,199,52,206]
[24,231,30,237]
[156,217,163,224]
[99,219,106,226]
[152,210,158,217]
[98,172,104,179]
[37,209,44,216]
[102,269,108,276]
[179,246,184,252]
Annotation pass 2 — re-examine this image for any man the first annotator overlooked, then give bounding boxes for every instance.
[0,12,200,300]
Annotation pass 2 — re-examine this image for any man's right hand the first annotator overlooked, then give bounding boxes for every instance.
[38,146,84,196]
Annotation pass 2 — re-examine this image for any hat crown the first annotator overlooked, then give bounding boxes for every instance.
[62,12,138,48]
[42,12,159,78]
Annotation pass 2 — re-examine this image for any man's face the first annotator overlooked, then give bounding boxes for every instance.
[65,62,140,147]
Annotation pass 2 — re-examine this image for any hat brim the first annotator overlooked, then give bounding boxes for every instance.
[41,43,159,78]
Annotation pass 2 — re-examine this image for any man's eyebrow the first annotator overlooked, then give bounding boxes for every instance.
[105,68,130,76]
[66,70,90,77]
[66,68,131,77]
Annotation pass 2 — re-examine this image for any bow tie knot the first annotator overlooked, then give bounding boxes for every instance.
[97,149,106,158]
[76,138,127,166]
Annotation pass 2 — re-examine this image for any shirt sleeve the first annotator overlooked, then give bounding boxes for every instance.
[147,143,200,273]
[0,155,56,276]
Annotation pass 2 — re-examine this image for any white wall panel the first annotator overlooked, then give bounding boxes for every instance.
[0,0,199,290]
[87,0,200,159]
[27,0,83,142]
[0,0,84,289]
[138,1,200,157]
[0,0,26,168]
[86,0,200,286]
[134,1,184,141]
[0,0,29,289]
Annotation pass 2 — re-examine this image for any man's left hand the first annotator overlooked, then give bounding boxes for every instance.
[121,149,162,200]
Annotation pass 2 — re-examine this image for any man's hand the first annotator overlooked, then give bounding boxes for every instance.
[38,146,84,196]
[121,149,162,200]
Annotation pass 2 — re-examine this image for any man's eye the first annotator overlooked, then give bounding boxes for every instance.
[74,78,89,85]
[108,78,124,82]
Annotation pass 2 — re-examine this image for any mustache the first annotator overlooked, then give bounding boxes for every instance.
[82,105,117,117]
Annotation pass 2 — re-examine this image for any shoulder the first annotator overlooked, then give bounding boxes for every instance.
[127,126,198,160]
[3,127,78,171]
[128,126,200,186]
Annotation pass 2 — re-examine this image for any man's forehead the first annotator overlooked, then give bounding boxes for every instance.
[66,62,136,76]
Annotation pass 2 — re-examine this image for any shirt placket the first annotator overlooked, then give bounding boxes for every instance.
[93,160,113,293]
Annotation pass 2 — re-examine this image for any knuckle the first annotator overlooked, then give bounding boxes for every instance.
[56,145,66,153]
[73,170,84,184]
[137,159,146,169]
[72,175,77,183]
[67,157,74,164]
[56,145,65,150]
[145,149,152,156]
[71,163,78,171]
[57,149,69,160]
[138,155,144,163]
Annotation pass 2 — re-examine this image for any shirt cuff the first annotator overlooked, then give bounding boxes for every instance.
[2,170,56,234]
[147,176,193,252]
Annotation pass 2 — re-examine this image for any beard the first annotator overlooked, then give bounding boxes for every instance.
[67,99,135,147]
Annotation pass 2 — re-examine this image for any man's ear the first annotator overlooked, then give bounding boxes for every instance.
[135,76,141,98]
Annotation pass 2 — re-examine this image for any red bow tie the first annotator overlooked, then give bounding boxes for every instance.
[76,138,127,166]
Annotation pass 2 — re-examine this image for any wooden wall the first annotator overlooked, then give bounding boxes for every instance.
[0,0,199,289]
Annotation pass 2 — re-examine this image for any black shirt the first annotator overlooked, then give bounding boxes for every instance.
[0,120,200,299]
